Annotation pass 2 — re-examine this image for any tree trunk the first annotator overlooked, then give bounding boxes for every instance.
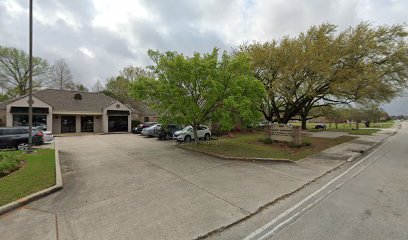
[355,121,360,130]
[193,125,199,145]
[301,117,307,130]
[365,120,370,128]
[335,122,338,129]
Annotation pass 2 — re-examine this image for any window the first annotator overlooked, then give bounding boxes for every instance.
[144,116,150,122]
[13,115,47,130]
[74,93,82,100]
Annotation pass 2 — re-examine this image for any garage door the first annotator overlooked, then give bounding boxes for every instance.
[108,116,128,132]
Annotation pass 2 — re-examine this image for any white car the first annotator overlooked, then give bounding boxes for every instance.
[42,130,54,143]
[173,125,211,142]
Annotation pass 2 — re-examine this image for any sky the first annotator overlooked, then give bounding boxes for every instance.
[0,0,407,115]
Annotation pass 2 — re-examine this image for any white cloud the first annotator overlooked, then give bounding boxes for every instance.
[78,47,95,58]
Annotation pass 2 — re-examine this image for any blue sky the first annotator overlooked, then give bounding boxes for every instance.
[0,0,407,114]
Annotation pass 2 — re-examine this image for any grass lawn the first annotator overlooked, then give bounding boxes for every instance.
[0,149,55,207]
[182,132,356,161]
[291,121,394,135]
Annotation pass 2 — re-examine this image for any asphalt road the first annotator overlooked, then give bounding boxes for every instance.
[249,122,408,240]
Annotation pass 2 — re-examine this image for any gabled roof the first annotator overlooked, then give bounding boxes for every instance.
[0,89,122,112]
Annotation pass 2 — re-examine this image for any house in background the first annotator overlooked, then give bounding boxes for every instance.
[132,102,159,123]
[0,89,132,133]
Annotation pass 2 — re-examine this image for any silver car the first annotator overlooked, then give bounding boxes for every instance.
[141,124,161,137]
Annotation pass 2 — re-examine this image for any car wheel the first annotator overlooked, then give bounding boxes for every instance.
[204,133,210,141]
[16,141,29,151]
[184,135,192,143]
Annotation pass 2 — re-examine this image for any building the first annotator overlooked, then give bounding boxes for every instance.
[133,102,159,123]
[0,89,132,133]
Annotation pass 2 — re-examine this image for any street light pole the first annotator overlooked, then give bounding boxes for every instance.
[27,0,33,152]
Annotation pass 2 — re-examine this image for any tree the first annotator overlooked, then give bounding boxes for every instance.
[242,23,408,129]
[92,80,104,92]
[102,66,153,109]
[0,93,8,102]
[73,83,88,92]
[47,58,74,90]
[0,46,48,96]
[242,24,341,127]
[323,106,347,129]
[119,66,154,81]
[332,23,408,104]
[131,48,265,144]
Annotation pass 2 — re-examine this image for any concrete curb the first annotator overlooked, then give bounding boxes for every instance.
[176,145,295,163]
[0,143,63,216]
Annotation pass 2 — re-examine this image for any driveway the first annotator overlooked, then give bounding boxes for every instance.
[0,134,348,240]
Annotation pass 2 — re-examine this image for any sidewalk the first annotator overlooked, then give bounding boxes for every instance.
[0,127,398,240]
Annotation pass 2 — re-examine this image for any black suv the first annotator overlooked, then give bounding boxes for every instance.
[157,124,182,140]
[0,127,44,150]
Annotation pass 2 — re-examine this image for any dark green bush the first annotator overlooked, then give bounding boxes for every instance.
[260,137,273,144]
[303,141,312,146]
[289,142,303,148]
[0,152,24,177]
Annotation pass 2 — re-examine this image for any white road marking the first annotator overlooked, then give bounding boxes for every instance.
[243,136,394,240]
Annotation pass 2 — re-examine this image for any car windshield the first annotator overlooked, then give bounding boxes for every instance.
[182,126,192,132]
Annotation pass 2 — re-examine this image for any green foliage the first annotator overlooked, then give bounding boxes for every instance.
[303,141,312,146]
[241,23,408,125]
[131,48,266,143]
[0,151,24,177]
[260,137,273,144]
[0,93,9,102]
[0,46,49,97]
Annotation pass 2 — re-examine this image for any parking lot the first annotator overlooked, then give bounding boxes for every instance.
[0,133,346,240]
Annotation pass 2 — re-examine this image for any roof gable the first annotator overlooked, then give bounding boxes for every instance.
[32,89,117,112]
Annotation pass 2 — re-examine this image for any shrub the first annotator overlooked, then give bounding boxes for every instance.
[131,120,141,128]
[260,137,273,144]
[289,142,303,148]
[0,152,24,177]
[303,141,312,146]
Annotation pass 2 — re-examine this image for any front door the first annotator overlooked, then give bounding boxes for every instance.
[81,116,94,132]
[61,116,76,133]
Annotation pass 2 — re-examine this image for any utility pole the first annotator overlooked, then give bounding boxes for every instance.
[27,0,33,152]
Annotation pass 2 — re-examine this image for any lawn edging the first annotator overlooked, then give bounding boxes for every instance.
[176,144,296,163]
[0,144,63,216]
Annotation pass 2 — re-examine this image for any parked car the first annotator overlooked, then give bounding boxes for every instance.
[157,124,183,140]
[258,120,272,127]
[141,124,161,137]
[0,127,44,150]
[34,127,54,143]
[132,122,158,134]
[173,125,211,142]
[315,123,327,129]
